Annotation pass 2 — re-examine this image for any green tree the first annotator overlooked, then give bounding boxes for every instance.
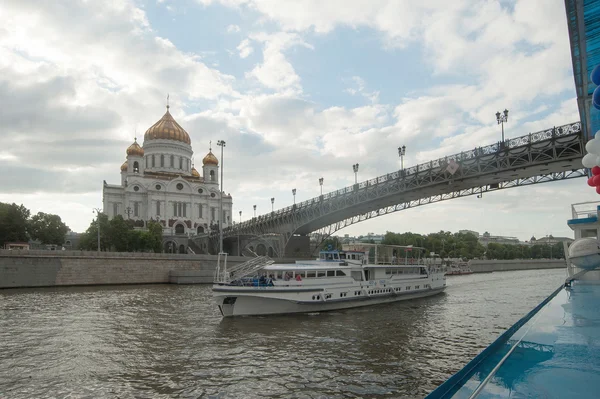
[0,202,30,246]
[28,212,69,245]
[320,236,342,251]
[146,220,163,253]
[78,213,110,251]
[109,215,133,252]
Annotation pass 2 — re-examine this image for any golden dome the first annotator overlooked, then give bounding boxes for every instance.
[143,106,191,145]
[191,166,200,177]
[120,161,128,172]
[202,151,218,166]
[126,139,144,157]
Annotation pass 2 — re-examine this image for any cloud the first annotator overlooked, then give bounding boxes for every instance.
[227,24,241,33]
[237,38,253,58]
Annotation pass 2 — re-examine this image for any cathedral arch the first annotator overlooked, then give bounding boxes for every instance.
[197,226,204,234]
[175,224,185,235]
[160,154,164,167]
[133,161,139,173]
[210,170,215,181]
[268,247,274,257]
[179,244,186,254]
[256,244,266,256]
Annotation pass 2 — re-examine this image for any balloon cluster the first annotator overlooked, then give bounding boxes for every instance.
[584,65,600,193]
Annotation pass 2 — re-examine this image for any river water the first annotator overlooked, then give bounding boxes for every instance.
[0,268,566,399]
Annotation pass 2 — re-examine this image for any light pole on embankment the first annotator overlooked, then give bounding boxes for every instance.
[353,163,359,184]
[93,208,102,254]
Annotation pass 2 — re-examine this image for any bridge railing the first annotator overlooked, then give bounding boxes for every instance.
[226,122,581,233]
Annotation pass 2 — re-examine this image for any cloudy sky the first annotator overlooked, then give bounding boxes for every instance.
[0,0,595,240]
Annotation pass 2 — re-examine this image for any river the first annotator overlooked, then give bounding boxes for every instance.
[0,268,566,398]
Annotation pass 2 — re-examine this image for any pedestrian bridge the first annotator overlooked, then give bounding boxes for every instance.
[203,122,585,255]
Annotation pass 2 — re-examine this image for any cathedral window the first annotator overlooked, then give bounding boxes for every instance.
[210,170,215,181]
[170,155,174,167]
[211,207,216,221]
[161,155,164,167]
[183,203,187,218]
[173,203,177,217]
[133,162,139,173]
[113,203,118,217]
[198,204,203,218]
[187,159,190,171]
[176,183,183,190]
[145,157,148,168]
[134,202,139,217]
[178,203,182,217]
[156,201,160,216]
[179,157,183,169]
[152,155,155,167]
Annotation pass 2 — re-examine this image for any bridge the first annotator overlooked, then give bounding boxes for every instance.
[196,122,585,256]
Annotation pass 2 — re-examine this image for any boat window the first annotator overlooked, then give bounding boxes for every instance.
[317,271,326,277]
[340,253,346,259]
[320,253,326,260]
[306,271,316,278]
[326,253,333,260]
[333,254,339,260]
[295,271,305,278]
[276,271,283,279]
[327,270,335,277]
[336,270,346,276]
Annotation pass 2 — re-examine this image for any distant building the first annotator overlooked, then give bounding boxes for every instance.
[102,105,233,253]
[4,242,29,250]
[478,231,521,246]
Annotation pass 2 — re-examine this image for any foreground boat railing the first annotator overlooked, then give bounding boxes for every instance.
[214,252,275,284]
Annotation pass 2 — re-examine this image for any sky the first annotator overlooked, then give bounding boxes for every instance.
[0,0,596,240]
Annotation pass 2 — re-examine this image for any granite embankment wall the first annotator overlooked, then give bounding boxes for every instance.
[468,259,566,273]
[0,250,249,289]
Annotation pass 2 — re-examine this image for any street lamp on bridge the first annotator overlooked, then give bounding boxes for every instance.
[217,139,226,254]
[496,109,509,142]
[253,204,256,217]
[239,210,242,223]
[398,145,406,170]
[319,177,324,196]
[353,163,359,184]
[292,188,296,205]
[271,197,274,212]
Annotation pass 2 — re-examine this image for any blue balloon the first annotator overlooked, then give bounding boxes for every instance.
[592,65,600,86]
[594,86,600,110]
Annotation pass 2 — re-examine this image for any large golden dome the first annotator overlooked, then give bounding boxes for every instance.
[126,139,144,157]
[191,166,200,177]
[120,161,128,171]
[202,151,218,166]
[143,106,191,145]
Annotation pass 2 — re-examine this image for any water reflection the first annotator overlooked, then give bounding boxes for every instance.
[0,269,565,399]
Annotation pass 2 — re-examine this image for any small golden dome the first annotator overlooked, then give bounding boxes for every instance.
[191,166,200,177]
[120,161,128,171]
[202,151,218,166]
[126,139,144,157]
[143,106,191,145]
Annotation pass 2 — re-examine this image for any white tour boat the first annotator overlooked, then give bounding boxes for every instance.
[212,244,446,317]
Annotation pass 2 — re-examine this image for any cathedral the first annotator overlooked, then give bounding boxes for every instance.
[102,104,233,252]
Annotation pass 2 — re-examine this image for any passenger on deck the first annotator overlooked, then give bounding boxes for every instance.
[284,272,291,281]
[295,273,302,281]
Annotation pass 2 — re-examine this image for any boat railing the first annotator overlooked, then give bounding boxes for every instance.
[214,254,275,284]
[570,201,600,219]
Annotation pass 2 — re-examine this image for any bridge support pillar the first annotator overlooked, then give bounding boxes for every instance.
[284,235,311,258]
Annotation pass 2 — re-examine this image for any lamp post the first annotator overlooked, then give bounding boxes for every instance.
[319,177,324,196]
[292,188,296,205]
[93,208,102,254]
[253,204,256,218]
[271,197,274,212]
[217,140,226,254]
[238,210,242,256]
[398,145,406,170]
[353,163,359,184]
[496,109,509,142]
[125,206,132,219]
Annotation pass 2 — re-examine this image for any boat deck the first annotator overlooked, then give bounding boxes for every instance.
[426,282,600,399]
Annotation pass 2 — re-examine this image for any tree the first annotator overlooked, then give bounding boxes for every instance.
[109,215,133,252]
[0,202,30,246]
[320,236,342,251]
[78,213,110,251]
[28,212,69,245]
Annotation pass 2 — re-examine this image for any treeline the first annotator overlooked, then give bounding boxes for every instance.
[322,231,566,260]
[78,215,163,253]
[0,202,69,247]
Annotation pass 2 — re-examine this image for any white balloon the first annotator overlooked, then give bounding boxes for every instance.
[595,154,600,167]
[586,139,600,155]
[582,153,597,168]
[595,130,600,140]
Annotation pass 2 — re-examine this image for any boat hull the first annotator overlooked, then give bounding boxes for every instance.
[214,287,445,317]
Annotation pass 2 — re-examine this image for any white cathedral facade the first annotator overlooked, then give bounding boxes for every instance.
[102,105,233,250]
